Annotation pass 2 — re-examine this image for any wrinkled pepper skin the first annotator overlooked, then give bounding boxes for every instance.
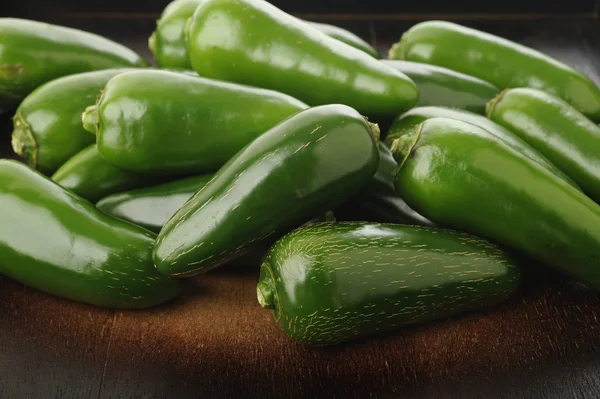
[335,143,434,226]
[487,87,600,203]
[154,104,380,277]
[97,174,214,233]
[11,68,138,174]
[148,0,200,69]
[51,145,159,203]
[390,117,600,290]
[303,21,380,58]
[84,69,309,174]
[381,60,499,114]
[186,0,418,119]
[386,106,578,189]
[148,0,380,69]
[389,20,600,121]
[257,222,521,346]
[0,18,148,110]
[0,159,181,308]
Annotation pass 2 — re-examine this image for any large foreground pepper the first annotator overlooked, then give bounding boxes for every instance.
[186,0,417,119]
[389,20,600,121]
[0,18,147,110]
[257,222,521,346]
[390,117,600,290]
[83,69,309,174]
[153,104,380,277]
[0,159,181,309]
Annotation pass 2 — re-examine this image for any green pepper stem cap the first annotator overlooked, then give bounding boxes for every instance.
[387,35,407,60]
[364,117,381,148]
[82,105,99,135]
[11,112,37,168]
[485,88,510,118]
[389,123,423,170]
[148,31,157,57]
[257,262,277,310]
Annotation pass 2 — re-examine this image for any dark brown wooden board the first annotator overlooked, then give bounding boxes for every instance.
[3,16,600,399]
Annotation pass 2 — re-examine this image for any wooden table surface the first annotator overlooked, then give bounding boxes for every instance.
[2,15,600,399]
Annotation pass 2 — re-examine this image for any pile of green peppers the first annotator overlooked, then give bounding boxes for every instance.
[2,1,600,347]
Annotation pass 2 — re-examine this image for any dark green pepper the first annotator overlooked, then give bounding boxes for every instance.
[335,143,434,226]
[380,60,499,114]
[149,0,380,69]
[389,20,600,121]
[83,69,309,175]
[487,87,600,204]
[257,221,521,346]
[153,104,380,277]
[51,145,158,203]
[0,159,180,308]
[390,117,600,290]
[11,68,138,174]
[386,106,579,189]
[96,174,214,233]
[186,0,417,119]
[0,18,148,110]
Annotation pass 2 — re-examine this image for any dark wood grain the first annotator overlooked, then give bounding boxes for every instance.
[2,16,600,399]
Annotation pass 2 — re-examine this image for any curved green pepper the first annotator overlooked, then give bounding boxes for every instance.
[149,0,380,69]
[386,106,579,189]
[0,18,148,110]
[186,0,417,119]
[389,20,600,121]
[83,69,309,174]
[380,60,499,114]
[487,87,600,204]
[153,104,381,277]
[96,174,214,233]
[0,159,180,308]
[51,145,159,203]
[303,21,380,58]
[11,68,138,174]
[390,117,600,290]
[335,143,434,226]
[257,221,521,346]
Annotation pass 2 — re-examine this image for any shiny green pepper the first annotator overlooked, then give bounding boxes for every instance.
[389,20,600,121]
[186,0,418,119]
[258,222,521,346]
[153,104,380,277]
[0,159,181,309]
[11,68,138,174]
[390,117,600,291]
[83,69,309,175]
[0,18,147,111]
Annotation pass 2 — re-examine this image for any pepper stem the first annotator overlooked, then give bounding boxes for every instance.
[11,112,37,168]
[363,117,380,148]
[387,35,407,60]
[389,123,423,171]
[485,88,510,118]
[257,262,277,310]
[82,105,99,135]
[148,31,157,57]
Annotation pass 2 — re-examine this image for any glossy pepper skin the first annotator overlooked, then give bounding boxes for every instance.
[381,60,499,114]
[257,222,521,346]
[149,0,380,69]
[97,174,214,233]
[154,104,381,277]
[0,159,181,308]
[390,117,600,291]
[83,69,309,175]
[303,21,380,58]
[11,68,138,174]
[51,145,159,203]
[0,18,148,111]
[186,0,418,119]
[487,87,600,203]
[389,20,600,121]
[386,106,579,189]
[335,143,434,226]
